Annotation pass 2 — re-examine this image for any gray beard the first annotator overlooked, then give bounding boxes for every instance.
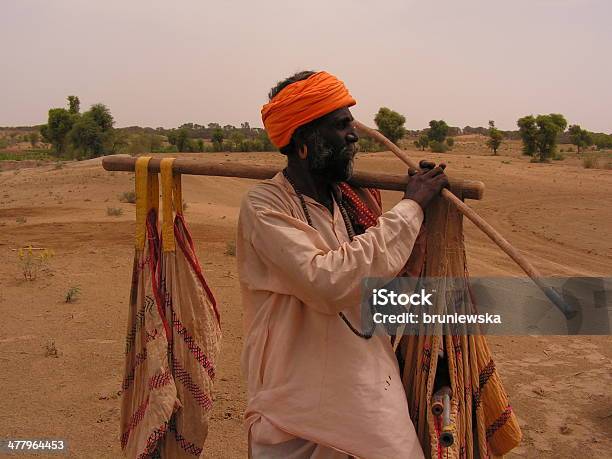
[307,131,354,182]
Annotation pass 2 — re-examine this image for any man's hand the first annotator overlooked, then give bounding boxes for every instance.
[403,160,449,210]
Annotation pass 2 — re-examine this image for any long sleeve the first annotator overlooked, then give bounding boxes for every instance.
[242,194,424,315]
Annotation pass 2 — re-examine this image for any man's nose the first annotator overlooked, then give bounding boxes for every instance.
[346,131,359,144]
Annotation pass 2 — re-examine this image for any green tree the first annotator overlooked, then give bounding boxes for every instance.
[486,120,504,155]
[108,130,130,154]
[568,124,593,154]
[40,108,75,155]
[374,107,406,144]
[257,129,274,151]
[229,131,246,151]
[167,131,178,146]
[67,96,80,114]
[517,114,567,161]
[175,128,189,152]
[70,113,104,157]
[88,104,114,132]
[446,137,455,148]
[150,134,163,152]
[535,114,567,161]
[68,103,115,157]
[517,115,538,156]
[212,128,224,148]
[427,120,449,143]
[197,139,204,152]
[414,134,429,151]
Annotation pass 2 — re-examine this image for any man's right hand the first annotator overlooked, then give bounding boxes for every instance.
[403,160,449,210]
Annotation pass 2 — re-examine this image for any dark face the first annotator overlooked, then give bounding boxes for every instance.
[304,107,359,182]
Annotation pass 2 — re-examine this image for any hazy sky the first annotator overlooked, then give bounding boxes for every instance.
[1,0,611,132]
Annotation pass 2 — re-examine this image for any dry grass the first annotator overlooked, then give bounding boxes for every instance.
[582,155,598,169]
[225,241,236,256]
[106,207,123,217]
[118,191,136,204]
[17,246,54,281]
[44,340,59,358]
[65,286,81,303]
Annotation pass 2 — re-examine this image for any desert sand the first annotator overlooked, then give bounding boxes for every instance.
[0,141,611,458]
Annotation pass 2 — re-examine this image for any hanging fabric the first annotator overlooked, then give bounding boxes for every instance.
[341,182,521,458]
[397,193,522,458]
[120,157,221,458]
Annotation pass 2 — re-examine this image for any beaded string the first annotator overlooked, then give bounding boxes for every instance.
[282,168,375,339]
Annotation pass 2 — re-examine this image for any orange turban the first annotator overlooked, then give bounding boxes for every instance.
[261,71,356,148]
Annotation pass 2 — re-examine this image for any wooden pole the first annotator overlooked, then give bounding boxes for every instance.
[101,156,484,200]
[354,121,575,319]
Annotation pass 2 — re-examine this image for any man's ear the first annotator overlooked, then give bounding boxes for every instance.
[298,144,308,160]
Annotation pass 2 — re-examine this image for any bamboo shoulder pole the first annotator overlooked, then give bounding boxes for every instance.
[101,156,484,200]
[354,121,575,319]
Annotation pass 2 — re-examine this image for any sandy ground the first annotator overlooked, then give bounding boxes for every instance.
[0,141,611,458]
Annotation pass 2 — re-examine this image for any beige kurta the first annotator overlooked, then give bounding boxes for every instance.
[237,172,425,459]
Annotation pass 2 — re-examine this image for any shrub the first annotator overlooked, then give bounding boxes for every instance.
[65,286,81,303]
[582,155,598,169]
[119,191,136,204]
[225,241,236,256]
[430,140,448,153]
[446,137,455,148]
[107,207,123,216]
[44,340,59,358]
[17,246,54,281]
[357,137,384,152]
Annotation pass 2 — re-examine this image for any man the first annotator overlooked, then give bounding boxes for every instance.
[237,70,448,459]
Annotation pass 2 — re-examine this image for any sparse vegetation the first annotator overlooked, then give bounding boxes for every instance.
[44,340,59,358]
[225,241,236,256]
[106,207,123,216]
[357,137,384,152]
[0,150,51,161]
[17,246,54,281]
[16,216,27,224]
[582,155,598,169]
[119,191,137,204]
[65,286,81,303]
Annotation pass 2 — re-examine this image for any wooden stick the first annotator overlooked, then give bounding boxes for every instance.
[101,156,484,200]
[354,121,576,319]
